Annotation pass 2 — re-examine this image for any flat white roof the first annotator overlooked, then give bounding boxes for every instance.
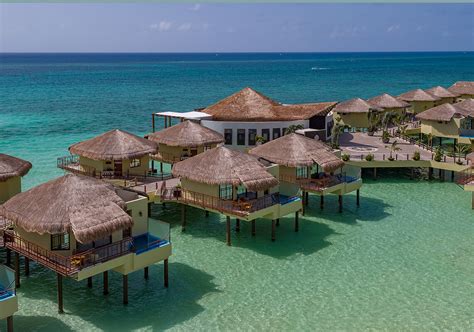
[155,111,213,120]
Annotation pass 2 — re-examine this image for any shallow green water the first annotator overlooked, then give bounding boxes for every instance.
[5,177,473,331]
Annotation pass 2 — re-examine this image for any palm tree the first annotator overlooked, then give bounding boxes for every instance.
[367,111,380,136]
[456,144,472,163]
[385,140,401,160]
[331,122,350,149]
[285,124,304,135]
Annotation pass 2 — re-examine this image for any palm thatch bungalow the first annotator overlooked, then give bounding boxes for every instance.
[160,146,301,244]
[249,133,362,213]
[146,121,224,170]
[57,129,158,180]
[152,88,337,148]
[0,264,17,332]
[448,81,474,100]
[0,154,32,204]
[416,100,474,147]
[0,174,171,312]
[425,86,459,105]
[366,93,409,116]
[332,98,382,131]
[398,89,440,114]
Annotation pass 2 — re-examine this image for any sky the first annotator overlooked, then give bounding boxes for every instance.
[1,3,473,52]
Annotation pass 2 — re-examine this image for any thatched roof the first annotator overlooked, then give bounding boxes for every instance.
[415,103,473,122]
[448,81,474,95]
[398,89,440,102]
[455,98,474,113]
[425,86,459,98]
[201,87,336,121]
[0,154,32,182]
[146,121,224,147]
[367,93,409,109]
[69,129,157,161]
[467,152,474,164]
[333,98,382,114]
[172,146,278,192]
[0,174,133,243]
[249,133,344,172]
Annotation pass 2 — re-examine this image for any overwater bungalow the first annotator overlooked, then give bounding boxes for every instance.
[249,133,362,213]
[152,87,337,148]
[366,93,409,116]
[57,129,158,180]
[0,264,17,332]
[458,152,474,208]
[0,154,32,204]
[146,120,224,171]
[332,98,382,131]
[448,81,474,100]
[398,89,440,114]
[0,174,171,312]
[416,100,474,147]
[425,86,459,105]
[159,146,301,244]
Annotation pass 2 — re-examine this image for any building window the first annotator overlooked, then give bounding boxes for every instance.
[191,148,198,156]
[273,128,281,139]
[296,167,308,179]
[224,129,233,145]
[51,233,70,250]
[248,129,257,146]
[261,129,270,142]
[237,129,246,145]
[130,159,141,168]
[219,184,233,200]
[204,145,212,151]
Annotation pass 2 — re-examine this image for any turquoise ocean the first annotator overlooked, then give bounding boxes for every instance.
[0,52,473,331]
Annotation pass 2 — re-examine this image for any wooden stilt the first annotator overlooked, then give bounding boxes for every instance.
[181,204,186,232]
[123,275,128,305]
[373,167,377,180]
[226,216,231,246]
[451,171,455,182]
[57,273,64,314]
[148,203,151,218]
[411,168,414,180]
[320,195,324,209]
[338,195,343,213]
[276,218,280,227]
[302,191,306,216]
[14,253,20,288]
[356,189,360,207]
[251,221,256,236]
[160,162,163,173]
[144,267,149,280]
[7,316,13,332]
[6,248,11,267]
[25,257,30,276]
[205,210,209,217]
[164,259,169,288]
[428,167,433,180]
[87,277,92,288]
[271,220,276,242]
[305,192,309,206]
[294,211,299,232]
[103,271,109,295]
[235,219,240,232]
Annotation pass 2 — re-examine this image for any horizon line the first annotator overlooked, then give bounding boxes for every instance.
[1,50,474,54]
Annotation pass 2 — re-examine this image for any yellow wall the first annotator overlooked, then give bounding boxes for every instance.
[181,178,219,197]
[406,101,437,114]
[435,97,456,106]
[157,143,218,164]
[0,176,21,204]
[382,107,406,116]
[125,196,149,236]
[335,112,370,129]
[79,155,150,176]
[420,119,460,139]
[15,226,77,256]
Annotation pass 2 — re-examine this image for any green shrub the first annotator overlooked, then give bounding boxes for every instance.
[412,151,421,161]
[342,153,350,161]
[365,154,374,161]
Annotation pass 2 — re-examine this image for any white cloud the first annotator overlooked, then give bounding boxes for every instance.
[330,25,366,39]
[178,23,192,31]
[189,4,201,11]
[149,23,159,30]
[386,25,400,33]
[158,21,172,32]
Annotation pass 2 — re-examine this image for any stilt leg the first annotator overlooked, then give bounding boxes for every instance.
[373,167,377,180]
[103,271,109,295]
[6,248,11,267]
[251,221,256,236]
[181,204,186,232]
[164,259,169,288]
[338,195,343,213]
[57,273,64,314]
[271,220,276,242]
[87,277,92,288]
[205,210,209,217]
[14,253,20,288]
[356,189,360,207]
[276,219,280,227]
[305,192,309,206]
[235,219,240,232]
[302,191,306,216]
[226,216,231,246]
[294,211,299,232]
[320,195,324,210]
[451,171,455,182]
[144,267,149,280]
[7,316,13,332]
[123,275,128,305]
[25,257,30,276]
[411,168,414,180]
[148,203,151,218]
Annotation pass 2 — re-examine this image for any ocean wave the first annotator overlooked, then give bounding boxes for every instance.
[311,67,330,70]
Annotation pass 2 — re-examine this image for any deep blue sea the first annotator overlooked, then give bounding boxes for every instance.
[2,52,473,187]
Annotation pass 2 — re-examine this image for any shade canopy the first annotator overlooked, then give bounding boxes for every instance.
[448,81,474,96]
[201,87,336,121]
[0,174,133,243]
[69,129,157,161]
[425,86,459,98]
[398,89,440,102]
[172,146,279,192]
[333,98,382,114]
[416,103,474,122]
[0,154,32,182]
[367,93,409,109]
[146,121,224,147]
[249,133,344,172]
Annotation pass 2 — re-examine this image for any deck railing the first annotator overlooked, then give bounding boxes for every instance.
[280,173,358,192]
[151,151,190,164]
[457,168,474,186]
[162,188,279,216]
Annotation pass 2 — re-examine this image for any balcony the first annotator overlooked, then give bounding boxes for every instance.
[280,173,360,193]
[460,129,474,138]
[0,265,17,320]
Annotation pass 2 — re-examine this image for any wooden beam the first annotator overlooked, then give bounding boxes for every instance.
[271,220,276,242]
[164,259,169,288]
[294,211,299,232]
[235,219,240,232]
[123,275,128,305]
[144,267,149,280]
[251,221,256,236]
[103,271,109,295]
[7,316,13,332]
[25,257,30,276]
[57,273,64,314]
[14,252,20,288]
[226,216,231,246]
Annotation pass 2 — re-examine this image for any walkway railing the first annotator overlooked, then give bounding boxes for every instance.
[151,151,190,164]
[457,168,474,186]
[280,173,358,192]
